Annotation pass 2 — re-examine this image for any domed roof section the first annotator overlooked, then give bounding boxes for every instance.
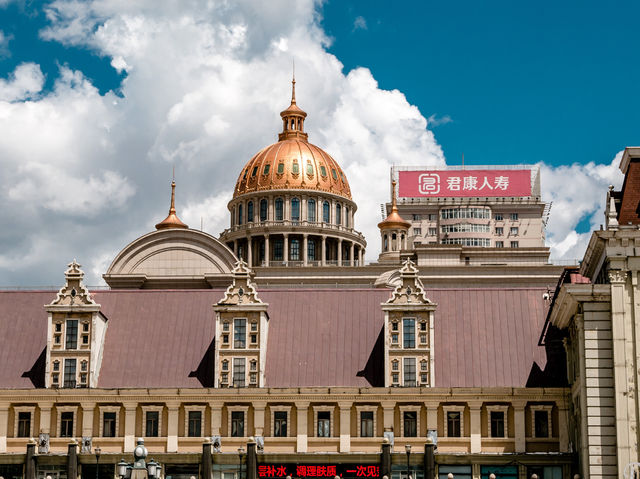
[378,180,410,230]
[233,77,352,200]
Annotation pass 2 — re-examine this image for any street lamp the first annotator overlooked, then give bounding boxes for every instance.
[116,438,162,479]
[404,444,411,479]
[95,447,101,479]
[237,447,245,479]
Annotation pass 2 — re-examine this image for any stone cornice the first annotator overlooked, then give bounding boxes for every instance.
[548,283,611,329]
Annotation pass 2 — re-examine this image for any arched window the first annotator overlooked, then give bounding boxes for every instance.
[260,199,268,222]
[238,204,243,225]
[307,199,316,222]
[336,204,342,225]
[222,360,229,371]
[345,207,350,228]
[247,201,254,223]
[323,201,330,223]
[291,198,300,221]
[292,161,299,174]
[290,238,300,261]
[306,161,313,175]
[275,198,284,221]
[384,234,388,251]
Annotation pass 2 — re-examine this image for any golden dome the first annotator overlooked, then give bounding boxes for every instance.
[233,78,352,200]
[378,180,410,230]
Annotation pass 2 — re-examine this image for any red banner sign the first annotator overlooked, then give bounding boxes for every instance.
[398,169,531,198]
[257,464,380,479]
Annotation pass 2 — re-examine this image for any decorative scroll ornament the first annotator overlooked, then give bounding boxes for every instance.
[50,260,97,306]
[608,269,628,284]
[386,259,433,305]
[218,260,263,305]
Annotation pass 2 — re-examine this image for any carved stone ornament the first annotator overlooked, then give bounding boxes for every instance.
[608,269,628,284]
[49,260,97,306]
[218,259,263,305]
[385,259,433,305]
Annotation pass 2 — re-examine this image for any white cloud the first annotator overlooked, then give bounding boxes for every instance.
[353,16,367,31]
[0,62,44,101]
[0,30,11,57]
[541,151,624,261]
[0,0,623,286]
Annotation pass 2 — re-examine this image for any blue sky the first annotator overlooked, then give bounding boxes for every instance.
[0,0,632,284]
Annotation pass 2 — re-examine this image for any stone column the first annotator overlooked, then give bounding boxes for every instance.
[321,236,327,266]
[247,236,253,267]
[253,402,266,437]
[338,402,352,452]
[80,403,94,437]
[337,238,343,265]
[123,403,137,452]
[39,402,53,434]
[0,403,8,453]
[295,402,309,453]
[349,242,355,267]
[166,403,180,453]
[513,400,527,453]
[264,235,270,267]
[425,401,438,436]
[302,196,307,223]
[468,401,482,453]
[303,234,308,266]
[381,401,395,435]
[234,239,239,257]
[557,402,569,452]
[283,234,289,263]
[209,403,222,436]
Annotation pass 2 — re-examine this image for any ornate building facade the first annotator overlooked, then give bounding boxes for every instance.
[4,81,636,479]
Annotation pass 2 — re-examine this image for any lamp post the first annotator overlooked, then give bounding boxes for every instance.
[116,438,162,479]
[95,447,101,479]
[405,444,411,479]
[237,447,245,479]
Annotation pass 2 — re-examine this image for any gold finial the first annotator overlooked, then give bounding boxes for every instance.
[391,180,399,212]
[291,61,296,105]
[155,176,188,230]
[377,178,410,230]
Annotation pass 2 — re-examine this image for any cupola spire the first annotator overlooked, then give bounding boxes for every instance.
[155,177,188,230]
[279,69,308,142]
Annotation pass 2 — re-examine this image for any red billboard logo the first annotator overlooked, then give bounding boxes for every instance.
[399,169,531,198]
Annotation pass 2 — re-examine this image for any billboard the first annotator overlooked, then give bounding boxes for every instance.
[398,169,531,198]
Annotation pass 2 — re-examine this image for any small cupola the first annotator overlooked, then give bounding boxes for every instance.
[278,74,308,142]
[378,180,411,258]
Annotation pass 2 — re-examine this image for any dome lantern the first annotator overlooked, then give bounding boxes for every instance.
[278,74,308,142]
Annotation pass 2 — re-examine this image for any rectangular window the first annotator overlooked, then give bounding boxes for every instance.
[231,411,244,437]
[447,411,461,437]
[103,412,116,437]
[290,238,300,261]
[275,199,284,221]
[403,411,417,437]
[510,227,519,235]
[233,358,246,387]
[494,213,503,221]
[55,323,62,332]
[360,411,374,437]
[234,318,246,348]
[403,358,416,386]
[145,411,159,437]
[307,200,316,222]
[260,200,268,222]
[82,322,89,332]
[63,359,76,388]
[413,228,421,235]
[188,411,202,437]
[490,411,505,437]
[317,411,330,437]
[428,214,437,221]
[60,411,74,437]
[534,410,549,437]
[274,411,287,437]
[495,227,503,235]
[273,239,284,261]
[403,318,415,348]
[495,241,504,248]
[392,373,399,384]
[391,333,398,344]
[82,335,89,345]
[17,412,31,437]
[250,334,257,343]
[412,214,421,220]
[428,227,437,236]
[308,241,316,261]
[510,213,518,220]
[65,319,78,349]
[510,241,519,248]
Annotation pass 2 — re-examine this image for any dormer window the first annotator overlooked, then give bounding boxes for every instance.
[65,319,78,349]
[55,323,62,332]
[250,360,257,371]
[320,165,327,177]
[292,161,299,174]
[277,163,284,174]
[222,360,229,371]
[223,321,230,332]
[81,360,88,372]
[263,164,270,175]
[82,322,90,332]
[53,360,60,372]
[306,161,313,175]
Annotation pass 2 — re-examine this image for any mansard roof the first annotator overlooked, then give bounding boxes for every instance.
[0,287,548,389]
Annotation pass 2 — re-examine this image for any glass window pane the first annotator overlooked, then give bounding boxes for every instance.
[233,357,246,387]
[403,318,415,348]
[231,411,244,437]
[63,359,76,388]
[234,319,246,348]
[65,320,78,349]
[188,411,202,437]
[307,200,316,222]
[317,411,330,437]
[146,411,159,437]
[360,411,374,437]
[403,411,417,437]
[274,411,287,437]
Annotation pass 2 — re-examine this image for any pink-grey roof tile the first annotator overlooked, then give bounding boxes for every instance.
[0,287,548,389]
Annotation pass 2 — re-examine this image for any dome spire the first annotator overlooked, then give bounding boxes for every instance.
[279,68,308,142]
[155,175,188,230]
